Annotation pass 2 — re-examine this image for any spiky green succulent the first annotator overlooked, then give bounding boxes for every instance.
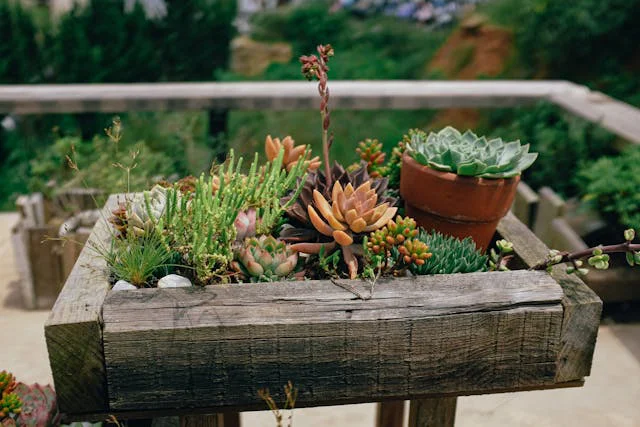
[0,392,21,419]
[0,371,16,395]
[410,230,488,275]
[407,126,538,178]
[232,235,299,282]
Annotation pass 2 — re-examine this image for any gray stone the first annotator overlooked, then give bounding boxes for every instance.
[157,274,192,288]
[112,280,137,291]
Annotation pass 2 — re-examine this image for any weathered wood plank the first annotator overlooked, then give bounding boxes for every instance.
[62,380,585,423]
[28,225,63,309]
[0,81,573,114]
[10,221,36,309]
[550,87,640,145]
[497,212,602,383]
[3,80,639,148]
[44,196,120,414]
[102,270,563,411]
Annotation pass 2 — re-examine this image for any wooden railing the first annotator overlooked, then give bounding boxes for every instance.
[1,80,639,145]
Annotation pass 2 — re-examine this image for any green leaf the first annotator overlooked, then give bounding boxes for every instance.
[626,251,635,266]
[457,159,487,176]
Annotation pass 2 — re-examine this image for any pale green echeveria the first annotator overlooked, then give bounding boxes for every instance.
[232,235,298,282]
[127,185,168,236]
[407,126,538,178]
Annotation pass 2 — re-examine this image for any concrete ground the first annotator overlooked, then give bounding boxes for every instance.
[1,212,639,426]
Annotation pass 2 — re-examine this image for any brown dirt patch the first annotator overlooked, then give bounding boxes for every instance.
[426,23,513,129]
[427,24,513,79]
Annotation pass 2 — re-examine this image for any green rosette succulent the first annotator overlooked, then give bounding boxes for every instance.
[407,126,538,178]
[232,235,299,282]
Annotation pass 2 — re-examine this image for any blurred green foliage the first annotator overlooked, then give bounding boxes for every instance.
[0,0,235,209]
[0,0,43,83]
[577,146,640,231]
[29,135,176,198]
[46,0,236,83]
[480,0,640,106]
[484,102,616,198]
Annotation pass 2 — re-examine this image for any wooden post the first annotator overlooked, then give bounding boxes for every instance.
[179,414,222,427]
[511,181,539,228]
[532,187,566,246]
[222,412,240,427]
[177,413,238,427]
[376,401,405,427]
[408,397,457,427]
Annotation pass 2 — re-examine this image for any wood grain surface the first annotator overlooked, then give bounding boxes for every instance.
[102,270,563,411]
[44,195,120,413]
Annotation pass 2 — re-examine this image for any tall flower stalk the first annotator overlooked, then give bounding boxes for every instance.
[300,44,334,189]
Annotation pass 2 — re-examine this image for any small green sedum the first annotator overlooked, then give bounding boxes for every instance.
[407,126,538,179]
[410,230,488,275]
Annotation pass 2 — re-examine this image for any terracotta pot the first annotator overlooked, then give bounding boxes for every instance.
[400,153,520,251]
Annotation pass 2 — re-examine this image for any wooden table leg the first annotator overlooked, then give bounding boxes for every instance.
[222,412,241,427]
[178,413,240,427]
[376,401,405,427]
[179,414,223,427]
[408,397,457,427]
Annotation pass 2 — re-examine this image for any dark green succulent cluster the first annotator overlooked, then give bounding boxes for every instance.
[407,126,538,178]
[410,230,487,275]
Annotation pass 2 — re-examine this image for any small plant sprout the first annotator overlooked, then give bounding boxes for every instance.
[488,239,514,272]
[105,116,123,151]
[258,381,298,427]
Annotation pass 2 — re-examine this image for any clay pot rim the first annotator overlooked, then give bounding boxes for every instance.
[402,152,520,186]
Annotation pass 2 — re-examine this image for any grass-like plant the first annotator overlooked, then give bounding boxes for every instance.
[93,232,175,288]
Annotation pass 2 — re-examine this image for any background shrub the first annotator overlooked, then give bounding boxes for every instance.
[484,102,616,197]
[576,146,640,231]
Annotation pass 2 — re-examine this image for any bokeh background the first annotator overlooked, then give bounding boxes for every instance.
[1,0,639,234]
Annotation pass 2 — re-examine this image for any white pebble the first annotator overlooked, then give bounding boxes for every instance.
[157,274,192,288]
[112,280,137,291]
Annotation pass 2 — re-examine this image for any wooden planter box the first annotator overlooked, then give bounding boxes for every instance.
[11,192,95,309]
[45,196,602,421]
[512,184,640,303]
